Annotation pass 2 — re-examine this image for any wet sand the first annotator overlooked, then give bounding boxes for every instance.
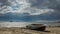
[0,26,60,34]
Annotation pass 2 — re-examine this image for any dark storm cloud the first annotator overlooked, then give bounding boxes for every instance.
[0,0,11,7]
[48,0,60,10]
[28,0,60,10]
[0,0,12,13]
[27,0,48,9]
[26,0,60,21]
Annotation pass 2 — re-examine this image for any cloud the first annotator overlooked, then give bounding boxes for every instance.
[0,0,60,16]
[0,0,55,15]
[0,0,59,15]
[0,0,11,14]
[27,0,60,15]
[0,0,11,7]
[12,0,54,15]
[28,0,57,9]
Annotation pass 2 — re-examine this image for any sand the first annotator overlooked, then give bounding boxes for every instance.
[0,27,60,34]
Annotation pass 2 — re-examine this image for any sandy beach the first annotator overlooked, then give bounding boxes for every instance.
[0,26,60,34]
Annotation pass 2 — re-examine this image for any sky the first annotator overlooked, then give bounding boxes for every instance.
[0,0,60,22]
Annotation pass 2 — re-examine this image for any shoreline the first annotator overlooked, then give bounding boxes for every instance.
[0,26,60,34]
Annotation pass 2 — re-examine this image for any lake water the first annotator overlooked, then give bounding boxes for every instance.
[0,22,60,27]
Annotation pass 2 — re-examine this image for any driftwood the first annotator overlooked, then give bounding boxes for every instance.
[26,24,46,31]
